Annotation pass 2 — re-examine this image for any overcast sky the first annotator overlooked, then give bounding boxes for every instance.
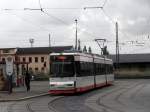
[0,0,150,54]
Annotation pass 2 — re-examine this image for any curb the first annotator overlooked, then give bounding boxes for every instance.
[0,93,49,102]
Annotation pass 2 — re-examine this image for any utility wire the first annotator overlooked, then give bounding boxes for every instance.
[101,8,131,39]
[42,10,69,25]
[2,7,100,39]
[9,12,49,31]
[101,8,115,24]
[39,0,43,10]
[38,0,70,25]
[1,0,130,43]
[38,0,101,38]
[1,7,83,11]
[102,0,108,8]
[43,7,83,10]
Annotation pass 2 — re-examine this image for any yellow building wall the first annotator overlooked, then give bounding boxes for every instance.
[18,54,50,75]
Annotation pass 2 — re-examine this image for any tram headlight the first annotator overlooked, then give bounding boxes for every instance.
[50,84,56,87]
[66,84,73,86]
[50,81,74,87]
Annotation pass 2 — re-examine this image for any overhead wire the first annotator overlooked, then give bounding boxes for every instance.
[38,0,102,39]
[39,0,43,10]
[1,0,135,49]
[5,11,49,32]
[102,0,108,8]
[43,7,82,10]
[98,0,150,53]
[41,10,69,25]
[0,0,108,39]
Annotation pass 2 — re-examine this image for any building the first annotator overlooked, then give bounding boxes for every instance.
[0,48,17,61]
[109,53,150,78]
[16,46,73,75]
[0,46,73,90]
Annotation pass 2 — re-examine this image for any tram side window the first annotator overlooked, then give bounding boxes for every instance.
[78,62,93,76]
[80,62,88,76]
[95,63,98,75]
[95,63,113,75]
[106,64,113,74]
[109,65,113,74]
[75,61,80,75]
[105,64,109,74]
[89,62,93,75]
[96,63,107,75]
[101,64,105,75]
[95,64,108,75]
[95,63,101,75]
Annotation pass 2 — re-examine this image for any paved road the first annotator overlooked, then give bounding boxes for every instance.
[1,79,150,112]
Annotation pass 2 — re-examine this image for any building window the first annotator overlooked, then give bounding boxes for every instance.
[22,64,26,74]
[3,49,10,53]
[44,62,46,67]
[23,57,26,62]
[15,56,20,61]
[2,58,5,62]
[35,67,38,71]
[29,67,32,71]
[41,57,44,62]
[35,57,38,63]
[29,57,32,63]
[41,67,44,71]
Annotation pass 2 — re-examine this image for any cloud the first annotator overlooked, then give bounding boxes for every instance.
[0,0,150,54]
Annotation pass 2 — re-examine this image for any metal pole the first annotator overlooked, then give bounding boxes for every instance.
[75,19,78,50]
[116,22,119,69]
[49,34,51,47]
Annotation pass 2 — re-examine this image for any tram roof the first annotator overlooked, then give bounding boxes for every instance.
[50,52,112,61]
[16,46,73,55]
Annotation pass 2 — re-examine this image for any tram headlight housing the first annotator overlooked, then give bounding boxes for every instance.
[50,81,74,87]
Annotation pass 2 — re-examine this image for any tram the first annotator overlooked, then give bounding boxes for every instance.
[49,52,114,94]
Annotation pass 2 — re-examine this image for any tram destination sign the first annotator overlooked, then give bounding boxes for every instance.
[51,55,74,62]
[6,56,13,76]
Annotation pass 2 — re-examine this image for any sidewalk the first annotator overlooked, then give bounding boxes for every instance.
[0,81,49,102]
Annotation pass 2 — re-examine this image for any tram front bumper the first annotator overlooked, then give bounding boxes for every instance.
[49,81,76,94]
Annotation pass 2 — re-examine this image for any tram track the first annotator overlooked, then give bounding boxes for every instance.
[26,96,64,112]
[26,101,34,112]
[47,81,141,112]
[6,80,150,112]
[113,81,144,106]
[89,81,146,112]
[94,85,127,112]
[48,96,65,112]
[7,96,63,112]
[7,102,17,112]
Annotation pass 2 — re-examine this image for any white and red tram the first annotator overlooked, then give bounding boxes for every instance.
[49,52,114,94]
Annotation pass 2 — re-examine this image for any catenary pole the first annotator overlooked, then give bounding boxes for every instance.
[75,19,78,50]
[116,22,119,69]
[49,34,51,47]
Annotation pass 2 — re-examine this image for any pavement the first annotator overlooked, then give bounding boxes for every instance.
[0,81,49,102]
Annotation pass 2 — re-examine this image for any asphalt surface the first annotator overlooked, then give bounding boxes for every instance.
[1,79,150,112]
[0,81,49,101]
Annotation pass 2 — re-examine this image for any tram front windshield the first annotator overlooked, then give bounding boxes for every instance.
[50,55,74,77]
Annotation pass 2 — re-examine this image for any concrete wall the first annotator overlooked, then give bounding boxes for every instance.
[114,63,150,78]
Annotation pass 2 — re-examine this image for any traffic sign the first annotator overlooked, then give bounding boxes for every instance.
[6,56,13,76]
